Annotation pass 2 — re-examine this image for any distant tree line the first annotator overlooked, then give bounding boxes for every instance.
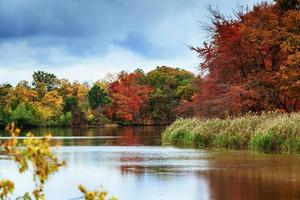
[0,66,195,128]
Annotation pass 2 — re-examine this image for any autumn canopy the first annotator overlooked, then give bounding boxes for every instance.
[180,0,300,118]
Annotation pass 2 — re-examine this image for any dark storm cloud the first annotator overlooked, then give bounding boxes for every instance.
[0,0,112,55]
[0,0,266,57]
[0,0,200,56]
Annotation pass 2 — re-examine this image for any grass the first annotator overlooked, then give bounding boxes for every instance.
[162,112,300,153]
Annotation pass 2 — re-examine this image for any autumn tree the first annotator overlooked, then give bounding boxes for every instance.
[108,70,152,124]
[0,84,12,108]
[32,90,64,124]
[186,1,300,118]
[0,84,12,127]
[57,79,73,98]
[10,81,37,107]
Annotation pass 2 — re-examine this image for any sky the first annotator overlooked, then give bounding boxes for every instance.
[0,0,268,84]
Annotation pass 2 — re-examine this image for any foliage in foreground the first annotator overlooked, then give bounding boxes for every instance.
[0,123,116,200]
[163,112,300,153]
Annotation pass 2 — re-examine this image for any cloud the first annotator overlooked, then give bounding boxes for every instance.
[0,0,267,84]
[0,44,199,85]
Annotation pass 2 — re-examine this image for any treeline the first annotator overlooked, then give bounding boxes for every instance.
[1,1,299,128]
[179,0,300,118]
[0,66,195,128]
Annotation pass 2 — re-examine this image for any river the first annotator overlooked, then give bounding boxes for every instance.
[0,126,299,200]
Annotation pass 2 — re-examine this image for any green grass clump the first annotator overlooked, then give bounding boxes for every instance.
[250,113,300,153]
[162,112,300,153]
[191,118,229,148]
[162,118,200,146]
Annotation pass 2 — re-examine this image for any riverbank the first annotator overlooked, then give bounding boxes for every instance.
[162,112,300,153]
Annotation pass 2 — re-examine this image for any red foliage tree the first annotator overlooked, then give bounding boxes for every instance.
[107,70,152,124]
[187,1,300,118]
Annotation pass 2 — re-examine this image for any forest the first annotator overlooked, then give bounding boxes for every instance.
[0,67,195,127]
[0,0,299,129]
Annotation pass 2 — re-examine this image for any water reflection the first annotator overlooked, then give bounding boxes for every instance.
[200,152,300,200]
[0,146,210,200]
[0,126,165,146]
[0,127,299,200]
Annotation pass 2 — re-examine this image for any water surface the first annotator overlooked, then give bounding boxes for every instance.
[0,127,299,200]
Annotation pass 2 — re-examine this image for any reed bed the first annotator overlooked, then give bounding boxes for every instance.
[162,112,300,153]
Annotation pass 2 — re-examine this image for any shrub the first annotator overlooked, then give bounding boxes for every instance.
[0,123,116,200]
[10,103,42,127]
[49,112,72,126]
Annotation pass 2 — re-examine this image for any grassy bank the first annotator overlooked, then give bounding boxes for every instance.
[162,112,300,153]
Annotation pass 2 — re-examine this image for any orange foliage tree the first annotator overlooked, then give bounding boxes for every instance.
[185,1,300,118]
[107,70,152,124]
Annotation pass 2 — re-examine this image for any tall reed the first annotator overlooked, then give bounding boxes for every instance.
[162,112,300,153]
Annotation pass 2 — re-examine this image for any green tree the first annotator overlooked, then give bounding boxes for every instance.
[53,112,72,126]
[144,66,195,123]
[62,96,86,126]
[63,96,79,113]
[88,85,111,109]
[0,108,9,127]
[275,0,300,10]
[10,103,41,128]
[32,71,58,93]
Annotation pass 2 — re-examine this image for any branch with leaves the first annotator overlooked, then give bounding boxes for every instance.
[0,123,116,200]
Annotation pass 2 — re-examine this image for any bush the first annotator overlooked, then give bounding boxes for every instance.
[10,103,42,127]
[48,112,72,126]
[1,123,116,200]
[0,108,9,127]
